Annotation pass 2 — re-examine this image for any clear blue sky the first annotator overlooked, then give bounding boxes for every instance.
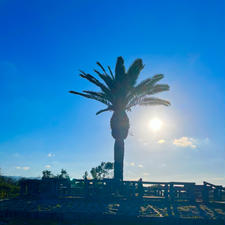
[0,0,224,185]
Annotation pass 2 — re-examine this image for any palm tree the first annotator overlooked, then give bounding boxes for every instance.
[69,57,170,181]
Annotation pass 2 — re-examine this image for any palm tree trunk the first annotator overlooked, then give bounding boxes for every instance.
[110,110,129,182]
[114,139,124,181]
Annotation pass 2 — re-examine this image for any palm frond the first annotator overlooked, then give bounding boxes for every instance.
[139,97,170,106]
[126,96,142,109]
[96,62,107,75]
[146,84,170,95]
[125,74,168,104]
[79,71,111,98]
[83,90,109,100]
[126,95,170,109]
[70,57,170,115]
[107,66,114,79]
[94,70,113,89]
[115,56,125,81]
[126,59,144,86]
[69,91,112,106]
[96,107,113,115]
[132,74,164,96]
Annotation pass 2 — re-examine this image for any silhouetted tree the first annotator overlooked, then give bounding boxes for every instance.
[83,171,89,179]
[58,169,70,179]
[42,170,53,179]
[90,162,114,180]
[70,57,170,181]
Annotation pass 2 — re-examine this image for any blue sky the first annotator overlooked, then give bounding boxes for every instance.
[0,0,224,185]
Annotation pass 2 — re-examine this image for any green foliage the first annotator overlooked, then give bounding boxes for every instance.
[90,162,114,180]
[0,175,20,199]
[69,56,170,115]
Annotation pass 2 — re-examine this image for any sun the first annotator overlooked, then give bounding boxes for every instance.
[149,118,163,132]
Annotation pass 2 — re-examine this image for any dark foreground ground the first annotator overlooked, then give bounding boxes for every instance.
[0,198,224,225]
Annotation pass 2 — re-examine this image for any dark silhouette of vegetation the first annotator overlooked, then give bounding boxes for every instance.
[82,171,89,179]
[90,162,114,180]
[58,169,70,179]
[70,56,170,181]
[42,170,54,179]
[0,171,20,199]
[42,169,70,180]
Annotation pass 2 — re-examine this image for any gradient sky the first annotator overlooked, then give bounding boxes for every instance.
[0,0,224,185]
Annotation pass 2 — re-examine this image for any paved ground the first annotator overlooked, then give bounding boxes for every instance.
[0,198,225,220]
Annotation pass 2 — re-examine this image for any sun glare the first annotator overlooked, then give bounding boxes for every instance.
[149,118,163,132]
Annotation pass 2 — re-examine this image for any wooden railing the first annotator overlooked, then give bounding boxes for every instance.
[20,178,225,202]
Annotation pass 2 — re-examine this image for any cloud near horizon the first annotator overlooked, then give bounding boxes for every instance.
[16,166,30,170]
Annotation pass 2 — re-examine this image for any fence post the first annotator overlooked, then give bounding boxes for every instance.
[164,184,168,200]
[84,178,89,198]
[203,182,209,202]
[189,184,195,203]
[170,183,175,201]
[218,187,222,201]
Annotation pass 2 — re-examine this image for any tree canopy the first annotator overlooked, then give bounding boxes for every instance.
[90,162,114,180]
[70,56,170,115]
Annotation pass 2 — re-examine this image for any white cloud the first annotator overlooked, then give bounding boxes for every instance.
[173,137,197,149]
[138,164,143,168]
[16,166,30,170]
[45,165,51,169]
[22,167,30,170]
[158,139,165,144]
[48,153,55,157]
[130,162,135,166]
[143,172,149,176]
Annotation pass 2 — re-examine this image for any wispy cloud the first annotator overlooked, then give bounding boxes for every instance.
[195,137,210,146]
[138,164,143,168]
[48,153,55,157]
[45,165,51,169]
[173,137,197,149]
[16,166,30,170]
[23,167,30,170]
